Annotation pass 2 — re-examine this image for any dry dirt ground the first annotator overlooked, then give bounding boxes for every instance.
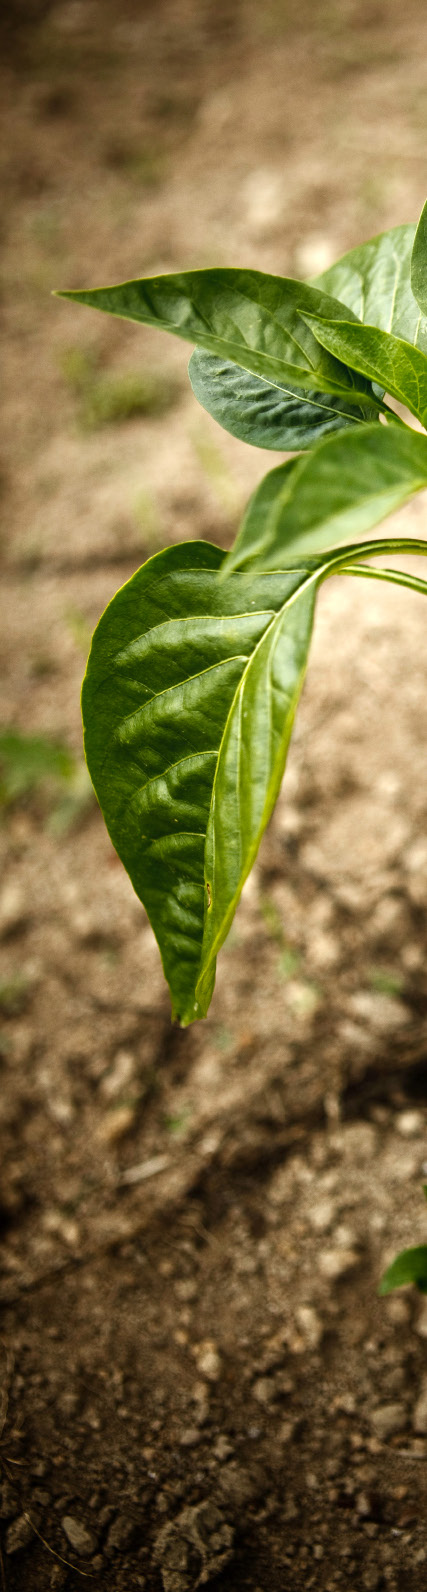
[2,2,427,1589]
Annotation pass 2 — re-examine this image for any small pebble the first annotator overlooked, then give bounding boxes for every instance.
[213,1434,234,1460]
[370,1404,407,1440]
[296,1305,323,1349]
[318,1248,359,1279]
[194,1341,221,1381]
[179,1426,202,1447]
[396,1109,424,1138]
[252,1376,275,1405]
[61,1515,98,1556]
[5,1514,35,1555]
[97,1106,136,1144]
[106,1512,136,1552]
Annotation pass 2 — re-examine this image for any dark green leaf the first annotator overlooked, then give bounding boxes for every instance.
[411,199,427,316]
[379,1245,427,1295]
[302,310,427,428]
[58,269,376,404]
[223,422,427,572]
[317,223,427,351]
[82,541,318,1024]
[188,350,379,452]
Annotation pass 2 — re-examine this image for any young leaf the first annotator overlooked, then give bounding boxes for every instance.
[302,310,427,428]
[379,1245,427,1296]
[58,270,377,404]
[188,350,379,452]
[223,422,427,572]
[317,224,427,350]
[82,541,318,1024]
[411,199,427,317]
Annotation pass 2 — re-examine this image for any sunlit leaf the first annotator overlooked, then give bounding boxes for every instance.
[302,309,427,428]
[223,422,427,572]
[411,199,427,317]
[58,269,377,403]
[82,541,318,1023]
[317,223,427,350]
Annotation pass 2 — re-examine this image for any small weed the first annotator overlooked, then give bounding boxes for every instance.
[0,731,74,807]
[260,897,302,978]
[260,897,285,945]
[278,945,301,978]
[164,1109,191,1137]
[367,966,405,997]
[65,606,92,655]
[60,346,178,430]
[0,976,31,1018]
[191,425,240,515]
[214,1026,234,1053]
[133,489,167,553]
[0,730,93,831]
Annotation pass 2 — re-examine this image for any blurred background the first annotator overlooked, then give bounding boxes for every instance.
[2,4,427,1590]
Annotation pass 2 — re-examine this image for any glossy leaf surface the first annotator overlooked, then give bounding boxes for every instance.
[302,310,427,427]
[379,1245,427,1295]
[411,199,427,316]
[82,541,318,1024]
[59,270,376,402]
[188,349,379,451]
[317,224,427,350]
[223,422,427,572]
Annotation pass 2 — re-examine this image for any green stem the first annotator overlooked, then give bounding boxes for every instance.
[322,535,427,575]
[337,562,427,598]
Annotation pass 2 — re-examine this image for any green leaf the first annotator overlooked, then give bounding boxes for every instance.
[58,269,377,404]
[379,1245,427,1296]
[411,199,427,316]
[317,223,427,351]
[188,350,379,452]
[82,541,318,1024]
[302,309,427,428]
[223,422,427,572]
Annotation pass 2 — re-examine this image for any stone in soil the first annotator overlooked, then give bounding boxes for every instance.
[61,1514,98,1556]
[154,1499,234,1591]
[5,1513,35,1554]
[370,1404,408,1440]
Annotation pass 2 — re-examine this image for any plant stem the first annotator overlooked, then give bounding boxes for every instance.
[337,562,427,598]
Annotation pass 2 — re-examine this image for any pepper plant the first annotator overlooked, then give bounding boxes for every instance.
[58,199,427,1031]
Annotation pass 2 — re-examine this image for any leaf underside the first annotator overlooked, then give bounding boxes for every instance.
[188,349,378,451]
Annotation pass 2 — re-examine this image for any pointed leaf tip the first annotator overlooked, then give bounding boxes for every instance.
[411,199,427,317]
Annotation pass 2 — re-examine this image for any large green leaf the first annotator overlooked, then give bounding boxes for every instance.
[379,1245,427,1296]
[223,422,427,572]
[188,349,379,451]
[411,199,427,317]
[83,533,427,1024]
[302,310,427,428]
[82,541,318,1024]
[317,223,427,351]
[58,269,377,404]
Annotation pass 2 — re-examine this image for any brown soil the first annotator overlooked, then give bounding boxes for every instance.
[2,3,427,1589]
